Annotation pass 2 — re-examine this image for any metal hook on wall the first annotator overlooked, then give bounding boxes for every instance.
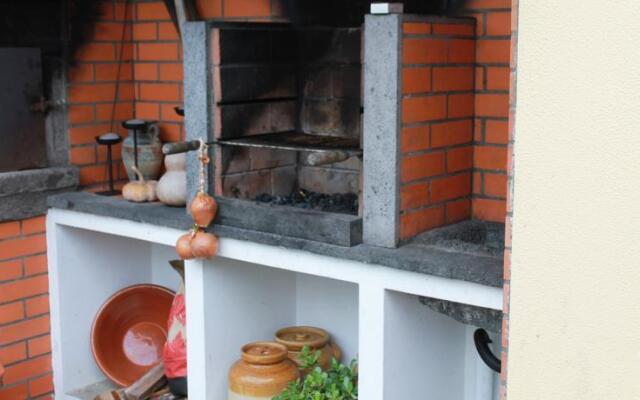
[474,328,502,373]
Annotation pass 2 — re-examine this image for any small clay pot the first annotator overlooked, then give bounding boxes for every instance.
[275,326,342,371]
[228,342,300,400]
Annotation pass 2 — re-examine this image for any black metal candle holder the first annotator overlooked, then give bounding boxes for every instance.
[95,133,122,196]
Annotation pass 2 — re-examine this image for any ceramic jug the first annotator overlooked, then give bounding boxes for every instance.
[274,326,342,371]
[156,152,187,206]
[228,342,299,400]
[122,120,163,181]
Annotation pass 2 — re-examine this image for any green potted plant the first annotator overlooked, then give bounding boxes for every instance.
[273,346,358,400]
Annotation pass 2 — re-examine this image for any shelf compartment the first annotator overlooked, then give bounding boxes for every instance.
[215,131,362,155]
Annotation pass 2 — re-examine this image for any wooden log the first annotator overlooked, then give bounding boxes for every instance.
[306,151,352,166]
[123,362,167,400]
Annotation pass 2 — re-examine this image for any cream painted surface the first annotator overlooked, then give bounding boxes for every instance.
[508,1,640,399]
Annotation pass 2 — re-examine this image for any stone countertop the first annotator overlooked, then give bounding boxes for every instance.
[47,192,504,288]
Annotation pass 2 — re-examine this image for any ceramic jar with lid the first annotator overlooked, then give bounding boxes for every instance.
[228,342,300,400]
[274,326,342,371]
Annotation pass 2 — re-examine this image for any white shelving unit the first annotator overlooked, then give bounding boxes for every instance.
[47,208,502,400]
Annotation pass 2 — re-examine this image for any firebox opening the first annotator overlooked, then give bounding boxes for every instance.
[211,22,363,216]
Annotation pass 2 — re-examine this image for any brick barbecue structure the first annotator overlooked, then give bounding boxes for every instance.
[0,1,514,399]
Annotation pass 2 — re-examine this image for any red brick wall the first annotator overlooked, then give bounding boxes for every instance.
[462,0,512,222]
[399,18,476,239]
[0,217,51,400]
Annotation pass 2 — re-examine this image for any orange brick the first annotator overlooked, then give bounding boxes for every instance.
[0,236,46,265]
[432,66,473,92]
[401,126,429,153]
[477,39,510,63]
[475,93,509,117]
[469,12,484,35]
[403,22,431,34]
[403,38,448,64]
[159,63,184,81]
[473,198,506,222]
[92,22,126,41]
[158,22,179,40]
[401,152,445,183]
[431,120,472,148]
[0,302,25,325]
[117,82,135,102]
[447,146,473,172]
[400,206,445,238]
[25,296,49,318]
[0,383,28,400]
[136,102,161,120]
[400,183,430,210]
[196,0,223,18]
[69,124,112,145]
[0,341,27,365]
[27,335,51,357]
[133,22,158,41]
[485,119,509,144]
[474,145,508,171]
[69,64,94,83]
[21,217,45,236]
[503,248,511,280]
[224,0,271,18]
[159,104,183,123]
[0,275,48,304]
[487,67,510,90]
[446,198,471,223]
[75,43,116,62]
[70,146,96,166]
[158,123,183,142]
[484,173,507,198]
[95,63,133,82]
[2,355,51,385]
[0,260,22,282]
[136,2,171,20]
[68,105,95,124]
[114,43,135,62]
[448,39,475,63]
[473,171,482,194]
[402,67,431,94]
[402,95,447,123]
[0,221,20,240]
[67,83,116,104]
[448,93,474,118]
[433,23,474,36]
[113,2,135,21]
[134,63,159,81]
[486,12,511,36]
[431,173,471,202]
[475,66,485,90]
[138,42,179,61]
[139,83,180,101]
[0,315,49,346]
[95,102,134,122]
[29,373,53,397]
[79,165,108,186]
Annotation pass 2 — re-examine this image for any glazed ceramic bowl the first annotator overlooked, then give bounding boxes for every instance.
[91,284,174,386]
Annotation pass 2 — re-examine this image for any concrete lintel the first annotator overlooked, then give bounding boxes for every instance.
[362,14,402,248]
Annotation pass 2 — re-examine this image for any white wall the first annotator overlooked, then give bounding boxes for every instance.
[508,1,640,399]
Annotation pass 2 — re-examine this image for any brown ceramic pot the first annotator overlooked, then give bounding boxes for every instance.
[274,326,342,371]
[228,342,300,400]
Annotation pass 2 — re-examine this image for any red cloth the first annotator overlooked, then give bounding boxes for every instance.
[163,290,187,378]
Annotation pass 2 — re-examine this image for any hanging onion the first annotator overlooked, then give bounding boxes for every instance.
[190,192,218,227]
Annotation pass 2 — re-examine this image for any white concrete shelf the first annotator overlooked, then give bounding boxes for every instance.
[47,209,502,400]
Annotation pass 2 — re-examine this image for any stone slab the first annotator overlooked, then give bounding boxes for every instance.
[47,192,503,288]
[419,296,503,333]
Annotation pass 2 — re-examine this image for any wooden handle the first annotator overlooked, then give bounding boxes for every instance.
[162,140,201,155]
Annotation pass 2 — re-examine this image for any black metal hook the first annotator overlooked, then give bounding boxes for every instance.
[474,328,501,373]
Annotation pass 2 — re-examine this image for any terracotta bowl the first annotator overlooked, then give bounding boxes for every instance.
[91,284,174,387]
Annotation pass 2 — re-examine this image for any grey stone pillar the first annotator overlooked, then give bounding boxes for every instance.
[183,22,212,206]
[362,14,402,248]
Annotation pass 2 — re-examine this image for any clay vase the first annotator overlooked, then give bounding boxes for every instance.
[122,122,163,181]
[156,152,187,206]
[274,326,342,371]
[228,342,300,400]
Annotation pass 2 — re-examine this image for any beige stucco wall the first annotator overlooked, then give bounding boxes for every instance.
[507,1,640,399]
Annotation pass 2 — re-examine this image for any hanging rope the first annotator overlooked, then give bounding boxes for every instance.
[109,0,131,133]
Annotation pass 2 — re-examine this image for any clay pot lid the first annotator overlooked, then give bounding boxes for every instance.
[241,342,289,365]
[91,284,175,387]
[275,326,330,351]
